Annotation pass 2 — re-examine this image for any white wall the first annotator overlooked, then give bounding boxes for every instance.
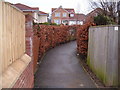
[69,21,76,25]
[33,12,39,23]
[77,21,83,25]
[69,21,83,25]
[38,15,48,23]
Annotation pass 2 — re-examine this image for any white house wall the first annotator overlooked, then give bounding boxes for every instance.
[69,20,83,25]
[38,15,47,23]
[69,21,76,25]
[33,12,39,23]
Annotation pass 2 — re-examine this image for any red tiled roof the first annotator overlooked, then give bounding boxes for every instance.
[75,14,86,20]
[69,14,86,20]
[85,8,104,22]
[52,8,57,12]
[87,8,103,16]
[65,9,75,13]
[31,7,39,10]
[13,3,39,11]
[39,11,48,15]
[52,8,75,13]
[85,8,104,21]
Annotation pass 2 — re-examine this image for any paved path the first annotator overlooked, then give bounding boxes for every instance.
[34,41,96,88]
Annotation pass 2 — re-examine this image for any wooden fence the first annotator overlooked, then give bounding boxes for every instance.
[0,1,25,74]
[87,26,118,86]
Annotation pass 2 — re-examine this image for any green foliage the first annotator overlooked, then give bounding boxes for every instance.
[33,21,58,26]
[39,22,50,25]
[33,21,38,25]
[94,15,115,25]
[50,23,57,25]
[39,22,58,25]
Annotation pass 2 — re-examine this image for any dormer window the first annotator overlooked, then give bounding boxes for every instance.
[70,14,74,17]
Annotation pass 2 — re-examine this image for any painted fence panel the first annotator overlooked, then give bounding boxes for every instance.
[87,26,118,86]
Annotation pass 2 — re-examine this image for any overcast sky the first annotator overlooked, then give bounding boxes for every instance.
[5,0,95,15]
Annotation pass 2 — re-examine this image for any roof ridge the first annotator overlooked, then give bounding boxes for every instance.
[14,3,33,9]
[39,11,48,14]
[14,3,39,10]
[64,8,74,9]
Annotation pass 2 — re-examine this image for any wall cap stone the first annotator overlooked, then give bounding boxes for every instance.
[90,25,120,28]
[1,54,31,88]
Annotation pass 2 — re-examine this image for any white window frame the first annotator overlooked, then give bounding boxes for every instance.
[70,14,74,17]
[63,13,67,17]
[54,19,61,24]
[55,12,60,17]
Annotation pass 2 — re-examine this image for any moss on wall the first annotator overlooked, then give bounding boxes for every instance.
[87,55,119,86]
[87,55,107,85]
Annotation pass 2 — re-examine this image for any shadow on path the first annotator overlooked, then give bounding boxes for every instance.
[34,41,96,88]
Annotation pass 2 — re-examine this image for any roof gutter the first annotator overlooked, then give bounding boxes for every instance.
[38,14,48,16]
[22,10,39,12]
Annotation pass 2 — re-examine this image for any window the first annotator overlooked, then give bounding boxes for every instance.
[70,14,74,17]
[54,19,61,24]
[69,21,76,25]
[62,20,68,25]
[55,13,60,17]
[78,21,83,25]
[63,13,67,17]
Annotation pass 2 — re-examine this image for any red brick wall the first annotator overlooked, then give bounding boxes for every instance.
[12,61,34,88]
[25,14,34,57]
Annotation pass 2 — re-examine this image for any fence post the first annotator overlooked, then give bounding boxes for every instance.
[117,1,120,87]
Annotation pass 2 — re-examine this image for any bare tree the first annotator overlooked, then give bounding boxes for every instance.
[117,1,120,24]
[89,0,118,22]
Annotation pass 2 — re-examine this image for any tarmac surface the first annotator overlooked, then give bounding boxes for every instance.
[34,41,96,88]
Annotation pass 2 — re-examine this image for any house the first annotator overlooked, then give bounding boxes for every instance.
[85,8,104,23]
[38,11,48,23]
[51,6,86,25]
[69,13,86,25]
[13,3,48,23]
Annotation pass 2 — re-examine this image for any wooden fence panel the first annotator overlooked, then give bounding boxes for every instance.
[0,1,25,73]
[0,1,2,76]
[87,26,118,86]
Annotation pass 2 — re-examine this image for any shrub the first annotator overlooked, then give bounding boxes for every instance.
[39,22,58,25]
[50,23,57,25]
[94,15,115,25]
[40,22,50,25]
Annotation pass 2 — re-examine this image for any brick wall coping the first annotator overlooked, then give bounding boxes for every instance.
[1,54,31,88]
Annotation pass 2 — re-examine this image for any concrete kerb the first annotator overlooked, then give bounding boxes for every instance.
[76,54,99,88]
